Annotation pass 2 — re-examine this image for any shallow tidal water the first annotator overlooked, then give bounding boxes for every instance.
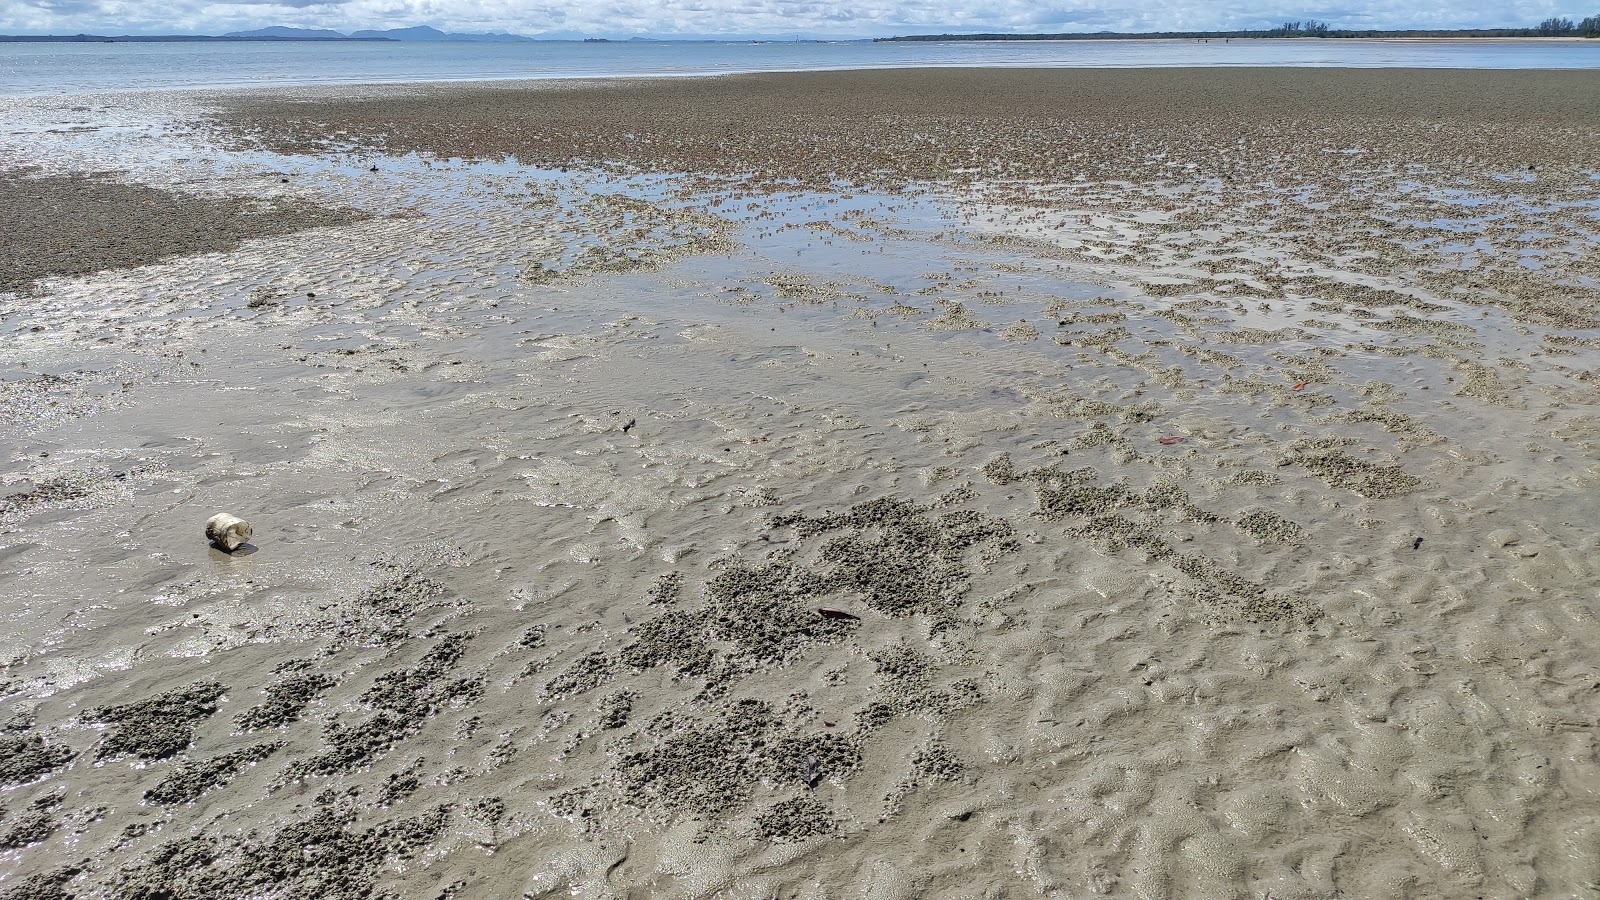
[1,84,1599,899]
[4,37,1600,96]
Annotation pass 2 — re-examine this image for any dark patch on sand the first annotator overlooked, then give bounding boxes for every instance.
[911,739,966,783]
[218,69,1600,190]
[541,650,615,700]
[294,633,476,776]
[615,700,860,817]
[0,475,93,515]
[754,796,838,841]
[645,572,683,606]
[376,760,425,807]
[616,699,777,816]
[0,170,363,294]
[143,743,283,806]
[235,673,338,731]
[1279,440,1422,499]
[609,497,1016,702]
[765,730,862,787]
[594,690,636,730]
[347,565,448,646]
[863,642,970,723]
[0,865,80,900]
[110,802,449,900]
[702,559,858,662]
[0,732,75,787]
[0,466,157,523]
[1236,508,1308,544]
[539,496,1008,830]
[983,452,1317,623]
[619,609,718,676]
[88,681,228,762]
[775,498,1019,620]
[0,794,62,850]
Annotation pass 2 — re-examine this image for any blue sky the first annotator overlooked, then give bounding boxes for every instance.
[0,0,1591,37]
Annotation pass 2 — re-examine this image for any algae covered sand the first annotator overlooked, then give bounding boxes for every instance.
[1,68,1599,898]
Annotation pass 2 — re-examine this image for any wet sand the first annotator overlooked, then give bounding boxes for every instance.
[0,170,362,294]
[2,68,1599,899]
[220,67,1600,178]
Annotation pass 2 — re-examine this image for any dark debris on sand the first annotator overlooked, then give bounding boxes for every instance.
[110,802,450,900]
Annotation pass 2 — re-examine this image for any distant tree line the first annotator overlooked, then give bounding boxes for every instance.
[1544,15,1600,35]
[881,14,1600,41]
[1269,21,1332,36]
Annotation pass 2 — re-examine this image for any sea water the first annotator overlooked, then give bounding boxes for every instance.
[2,37,1598,95]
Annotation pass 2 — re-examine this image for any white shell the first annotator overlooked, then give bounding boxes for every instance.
[205,513,253,552]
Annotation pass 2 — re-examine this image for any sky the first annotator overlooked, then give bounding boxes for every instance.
[0,0,1592,37]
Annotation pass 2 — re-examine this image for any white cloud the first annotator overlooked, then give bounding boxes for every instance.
[0,0,1592,36]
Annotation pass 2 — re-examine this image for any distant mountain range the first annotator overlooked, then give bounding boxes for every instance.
[349,26,534,42]
[224,25,534,42]
[221,26,351,39]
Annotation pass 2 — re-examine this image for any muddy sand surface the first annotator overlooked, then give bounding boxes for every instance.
[0,170,362,295]
[1,68,1599,899]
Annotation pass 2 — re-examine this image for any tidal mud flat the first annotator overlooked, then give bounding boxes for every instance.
[1,68,1599,899]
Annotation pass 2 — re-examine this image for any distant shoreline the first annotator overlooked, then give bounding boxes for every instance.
[886,35,1597,42]
[880,31,1597,43]
[4,31,1597,45]
[0,34,397,42]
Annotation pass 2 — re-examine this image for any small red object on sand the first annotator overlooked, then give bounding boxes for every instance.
[818,607,860,620]
[1158,436,1185,446]
[1291,381,1310,391]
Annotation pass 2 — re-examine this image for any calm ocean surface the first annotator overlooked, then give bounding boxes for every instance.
[2,37,1598,95]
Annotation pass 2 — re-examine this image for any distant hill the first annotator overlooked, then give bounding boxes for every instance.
[349,25,534,42]
[0,30,392,42]
[222,26,352,39]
